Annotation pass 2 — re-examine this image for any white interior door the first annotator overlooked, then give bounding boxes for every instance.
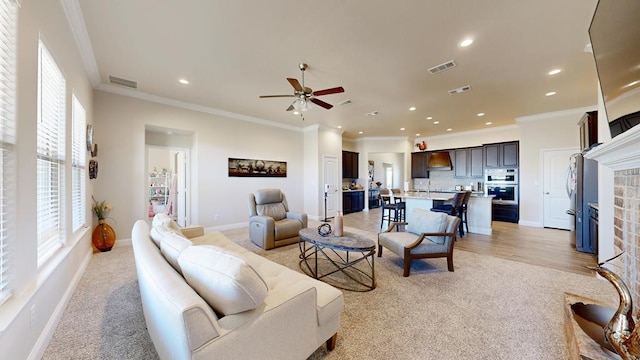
[543,148,578,229]
[323,155,339,218]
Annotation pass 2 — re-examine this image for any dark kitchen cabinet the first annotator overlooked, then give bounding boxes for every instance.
[584,204,598,254]
[492,203,519,223]
[342,151,359,179]
[484,141,519,168]
[411,152,429,178]
[343,191,364,214]
[369,189,381,209]
[454,147,484,178]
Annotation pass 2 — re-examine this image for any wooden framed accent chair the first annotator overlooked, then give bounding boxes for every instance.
[248,188,308,250]
[378,208,460,277]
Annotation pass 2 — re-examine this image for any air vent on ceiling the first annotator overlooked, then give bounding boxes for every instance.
[448,85,471,95]
[338,99,352,106]
[428,60,456,74]
[366,111,379,116]
[108,75,138,89]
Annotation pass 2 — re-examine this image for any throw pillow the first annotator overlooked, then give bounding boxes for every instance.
[406,208,449,244]
[178,245,269,316]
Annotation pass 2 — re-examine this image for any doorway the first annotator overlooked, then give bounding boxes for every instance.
[542,148,578,230]
[323,155,339,218]
[146,146,190,226]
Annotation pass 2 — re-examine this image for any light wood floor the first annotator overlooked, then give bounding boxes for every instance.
[342,207,597,276]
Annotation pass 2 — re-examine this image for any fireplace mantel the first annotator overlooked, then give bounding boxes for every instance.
[585,124,640,169]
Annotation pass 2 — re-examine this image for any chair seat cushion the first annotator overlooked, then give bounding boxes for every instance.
[378,232,448,258]
[274,218,302,240]
[406,209,449,244]
[178,245,269,316]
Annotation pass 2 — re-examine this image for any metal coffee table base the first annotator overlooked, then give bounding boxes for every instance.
[298,229,376,292]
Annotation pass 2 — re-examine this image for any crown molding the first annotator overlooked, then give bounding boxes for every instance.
[61,0,101,87]
[421,124,519,141]
[96,84,303,132]
[515,106,596,123]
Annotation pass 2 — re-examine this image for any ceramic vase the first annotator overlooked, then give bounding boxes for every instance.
[92,219,116,252]
[334,212,344,237]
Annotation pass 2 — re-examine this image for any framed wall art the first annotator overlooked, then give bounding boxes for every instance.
[228,158,287,177]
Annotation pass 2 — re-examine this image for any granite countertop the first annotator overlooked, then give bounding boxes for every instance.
[342,189,364,192]
[588,202,599,210]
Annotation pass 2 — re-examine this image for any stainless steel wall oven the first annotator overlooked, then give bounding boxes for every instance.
[485,168,519,205]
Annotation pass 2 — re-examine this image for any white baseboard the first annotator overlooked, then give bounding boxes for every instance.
[28,246,93,360]
[205,222,248,232]
[468,226,492,235]
[519,220,542,227]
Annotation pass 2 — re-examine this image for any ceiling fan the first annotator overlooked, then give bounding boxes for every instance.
[259,63,345,112]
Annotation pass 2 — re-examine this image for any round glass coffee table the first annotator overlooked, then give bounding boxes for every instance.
[298,227,376,292]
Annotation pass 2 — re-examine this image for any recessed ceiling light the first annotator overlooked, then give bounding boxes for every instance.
[433,121,440,125]
[548,69,561,75]
[179,79,189,84]
[446,128,452,132]
[409,107,416,111]
[460,38,474,47]
[485,122,493,125]
[545,91,556,96]
[293,111,300,115]
[415,133,421,137]
[400,127,405,131]
[337,125,342,129]
[358,131,364,135]
[477,112,485,117]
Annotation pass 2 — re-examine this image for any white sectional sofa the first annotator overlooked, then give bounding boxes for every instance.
[131,214,344,360]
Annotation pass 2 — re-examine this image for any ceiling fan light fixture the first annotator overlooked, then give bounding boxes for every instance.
[293,97,312,111]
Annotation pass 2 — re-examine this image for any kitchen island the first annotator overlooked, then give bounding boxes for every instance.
[402,192,494,235]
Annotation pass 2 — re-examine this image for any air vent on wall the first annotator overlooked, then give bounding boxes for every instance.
[428,60,456,74]
[338,99,352,106]
[108,75,138,89]
[448,85,471,95]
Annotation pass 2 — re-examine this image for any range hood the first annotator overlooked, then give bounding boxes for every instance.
[427,151,453,171]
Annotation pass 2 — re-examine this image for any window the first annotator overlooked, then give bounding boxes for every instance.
[37,40,66,265]
[71,95,86,232]
[0,0,17,306]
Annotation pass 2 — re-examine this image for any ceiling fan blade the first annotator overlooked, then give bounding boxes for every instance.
[259,94,295,98]
[313,86,344,96]
[310,98,333,109]
[286,104,295,111]
[287,78,304,92]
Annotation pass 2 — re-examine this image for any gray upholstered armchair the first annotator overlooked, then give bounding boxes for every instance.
[248,189,308,250]
[378,208,460,277]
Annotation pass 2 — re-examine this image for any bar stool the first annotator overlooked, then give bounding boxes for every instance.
[459,191,471,235]
[380,189,405,229]
[430,191,466,237]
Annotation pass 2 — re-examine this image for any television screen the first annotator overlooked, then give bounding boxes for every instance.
[589,0,640,138]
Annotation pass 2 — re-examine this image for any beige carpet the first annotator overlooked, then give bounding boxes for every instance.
[44,224,617,360]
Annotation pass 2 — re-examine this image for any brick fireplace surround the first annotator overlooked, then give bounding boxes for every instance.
[587,125,640,317]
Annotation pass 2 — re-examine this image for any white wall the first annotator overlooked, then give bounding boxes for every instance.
[0,1,94,359]
[419,125,519,150]
[516,107,594,226]
[92,90,306,236]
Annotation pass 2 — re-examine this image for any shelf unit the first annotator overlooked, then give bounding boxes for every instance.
[148,174,170,215]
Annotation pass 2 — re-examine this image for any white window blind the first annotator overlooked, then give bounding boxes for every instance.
[0,0,17,306]
[37,40,66,265]
[71,95,86,232]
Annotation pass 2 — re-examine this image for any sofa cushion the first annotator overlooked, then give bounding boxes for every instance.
[160,232,193,273]
[406,208,449,244]
[178,245,268,316]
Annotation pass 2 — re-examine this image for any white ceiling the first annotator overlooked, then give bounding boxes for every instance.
[73,0,599,139]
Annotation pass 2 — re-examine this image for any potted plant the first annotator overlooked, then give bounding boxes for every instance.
[91,197,116,252]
